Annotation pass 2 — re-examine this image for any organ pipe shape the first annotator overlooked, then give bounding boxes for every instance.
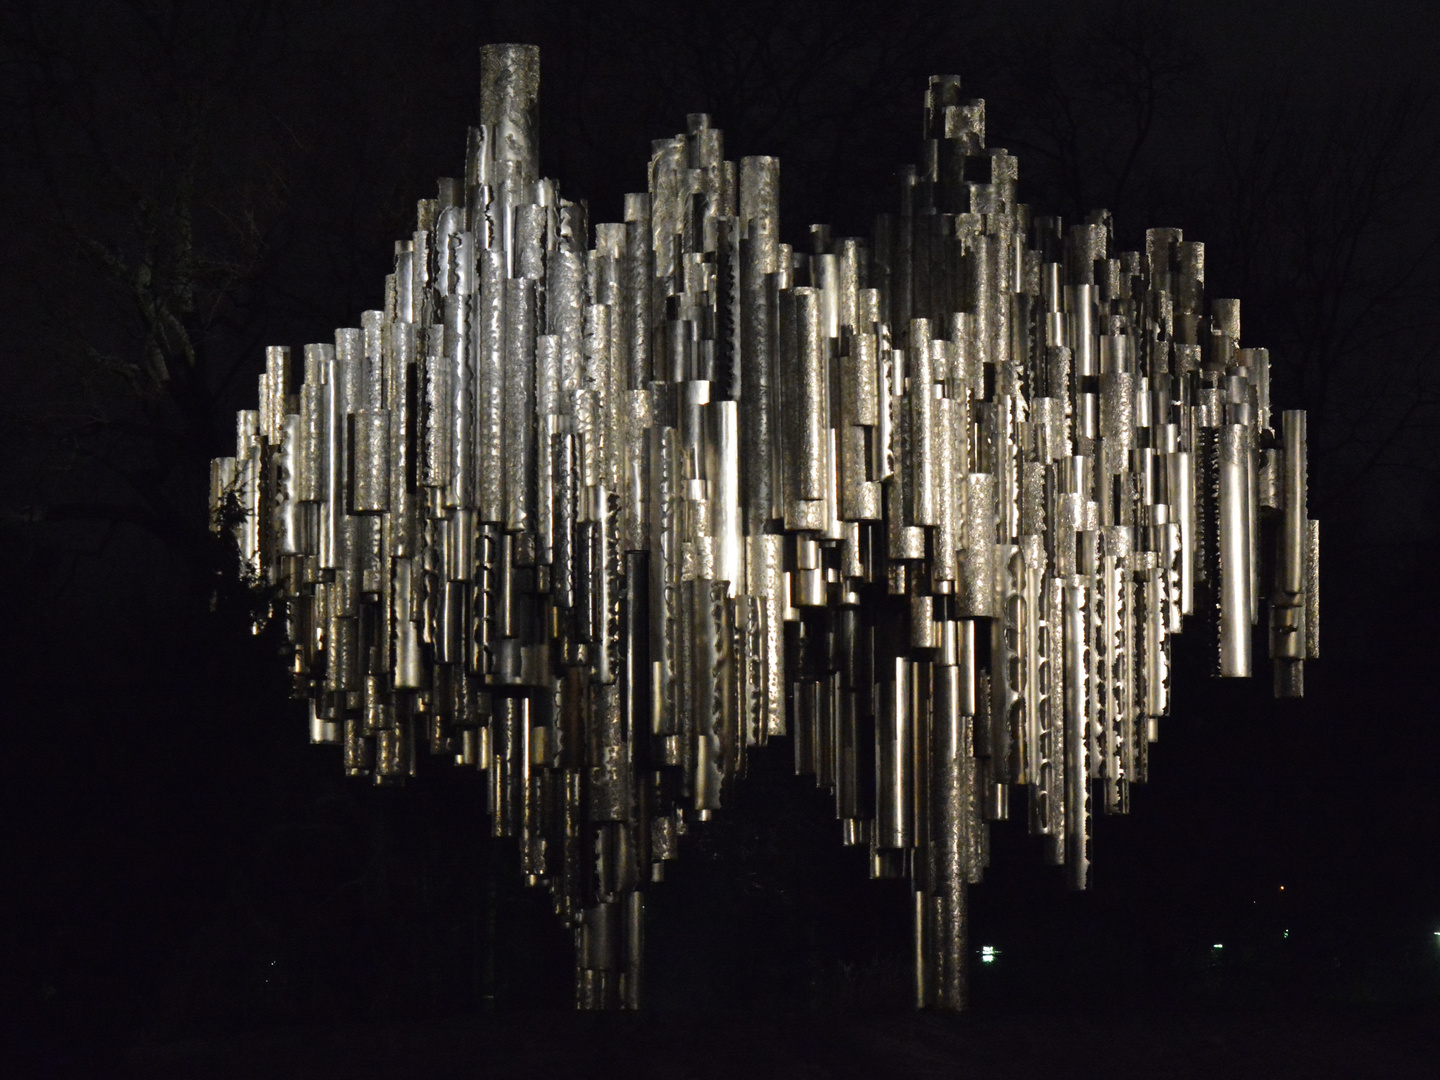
[211,43,1316,1012]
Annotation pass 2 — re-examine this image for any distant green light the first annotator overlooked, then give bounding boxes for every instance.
[1212,943,1223,950]
[1283,929,1289,939]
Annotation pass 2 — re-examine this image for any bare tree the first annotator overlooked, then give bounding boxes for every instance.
[1206,81,1440,519]
[0,0,501,574]
[0,0,294,574]
[973,0,1200,232]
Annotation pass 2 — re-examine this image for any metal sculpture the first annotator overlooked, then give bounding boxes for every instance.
[211,44,1317,1010]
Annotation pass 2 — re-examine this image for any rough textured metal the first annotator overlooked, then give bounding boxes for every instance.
[213,45,1316,1014]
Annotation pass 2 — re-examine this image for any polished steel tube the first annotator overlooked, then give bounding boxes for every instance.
[1218,423,1252,676]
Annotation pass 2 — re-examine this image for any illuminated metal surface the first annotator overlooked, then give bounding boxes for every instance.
[211,44,1317,1010]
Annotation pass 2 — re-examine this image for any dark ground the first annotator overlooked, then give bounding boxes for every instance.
[118,1007,1440,1080]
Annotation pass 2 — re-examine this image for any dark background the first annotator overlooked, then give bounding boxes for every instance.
[2,1,1439,1075]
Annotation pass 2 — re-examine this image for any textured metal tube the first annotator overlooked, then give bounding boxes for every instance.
[352,410,390,513]
[504,278,536,539]
[479,45,540,191]
[278,413,306,554]
[476,251,506,522]
[795,287,827,503]
[909,322,936,526]
[1306,519,1320,659]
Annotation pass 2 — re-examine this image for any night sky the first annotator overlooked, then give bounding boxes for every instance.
[2,1,1438,1075]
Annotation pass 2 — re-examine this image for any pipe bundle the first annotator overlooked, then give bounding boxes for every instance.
[211,44,1317,1010]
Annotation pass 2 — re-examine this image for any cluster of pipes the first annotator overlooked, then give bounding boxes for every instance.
[212,44,1317,1010]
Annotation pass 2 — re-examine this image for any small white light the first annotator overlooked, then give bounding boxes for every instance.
[980,945,998,964]
[1212,943,1223,950]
